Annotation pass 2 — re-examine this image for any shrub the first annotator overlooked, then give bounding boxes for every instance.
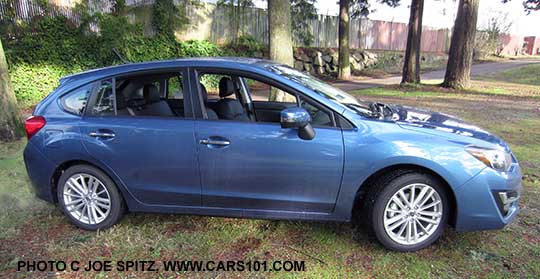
[225,35,265,57]
[9,63,82,108]
[2,9,232,108]
[179,40,223,57]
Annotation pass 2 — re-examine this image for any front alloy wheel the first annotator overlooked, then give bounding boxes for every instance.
[58,165,124,230]
[383,183,443,246]
[366,171,449,251]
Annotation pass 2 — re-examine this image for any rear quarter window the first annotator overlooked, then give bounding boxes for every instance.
[60,84,93,115]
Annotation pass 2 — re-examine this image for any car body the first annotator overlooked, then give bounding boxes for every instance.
[23,58,522,251]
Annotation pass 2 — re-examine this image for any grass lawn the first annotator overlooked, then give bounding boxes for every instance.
[481,63,540,86]
[1,66,540,278]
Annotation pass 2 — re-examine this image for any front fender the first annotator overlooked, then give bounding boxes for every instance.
[332,123,486,221]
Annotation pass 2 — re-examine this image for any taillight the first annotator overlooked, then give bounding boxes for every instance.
[25,116,46,139]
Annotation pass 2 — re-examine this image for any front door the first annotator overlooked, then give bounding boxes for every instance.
[196,121,344,213]
[193,71,344,213]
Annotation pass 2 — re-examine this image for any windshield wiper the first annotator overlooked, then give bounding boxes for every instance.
[344,103,379,118]
[369,102,397,120]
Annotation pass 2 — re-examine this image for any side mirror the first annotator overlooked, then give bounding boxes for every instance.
[280,107,316,140]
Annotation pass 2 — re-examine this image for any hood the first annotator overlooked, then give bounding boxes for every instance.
[390,105,508,149]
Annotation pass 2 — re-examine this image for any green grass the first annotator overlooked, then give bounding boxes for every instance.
[1,70,540,278]
[482,64,540,86]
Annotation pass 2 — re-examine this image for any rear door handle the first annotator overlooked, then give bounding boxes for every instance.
[89,131,116,138]
[199,138,230,146]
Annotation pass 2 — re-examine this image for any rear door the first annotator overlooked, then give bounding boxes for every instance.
[79,70,201,207]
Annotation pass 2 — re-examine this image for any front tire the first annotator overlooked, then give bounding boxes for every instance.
[365,171,449,252]
[57,165,124,230]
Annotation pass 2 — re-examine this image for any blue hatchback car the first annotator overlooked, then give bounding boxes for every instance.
[23,58,521,251]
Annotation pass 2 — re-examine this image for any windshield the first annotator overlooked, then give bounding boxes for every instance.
[265,64,373,116]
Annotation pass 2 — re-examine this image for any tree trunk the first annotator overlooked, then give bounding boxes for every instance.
[235,0,241,44]
[0,39,24,142]
[268,0,295,102]
[268,0,293,66]
[402,0,424,84]
[442,0,480,89]
[338,0,351,80]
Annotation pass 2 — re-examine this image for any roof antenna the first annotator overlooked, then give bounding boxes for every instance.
[112,48,129,64]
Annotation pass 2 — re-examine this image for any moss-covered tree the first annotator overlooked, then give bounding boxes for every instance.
[0,39,24,142]
[268,0,293,66]
[268,0,295,102]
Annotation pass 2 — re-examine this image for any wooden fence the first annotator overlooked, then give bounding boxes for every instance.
[0,0,456,53]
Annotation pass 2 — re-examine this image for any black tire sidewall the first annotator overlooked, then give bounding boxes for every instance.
[57,165,123,230]
[371,173,449,252]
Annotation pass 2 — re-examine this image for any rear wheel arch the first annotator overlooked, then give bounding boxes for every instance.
[352,164,457,228]
[50,160,127,209]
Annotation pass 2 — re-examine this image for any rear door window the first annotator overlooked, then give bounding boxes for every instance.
[89,79,115,116]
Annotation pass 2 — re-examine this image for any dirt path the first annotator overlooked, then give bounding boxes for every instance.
[333,59,540,91]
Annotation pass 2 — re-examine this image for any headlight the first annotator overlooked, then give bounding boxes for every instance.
[466,146,512,172]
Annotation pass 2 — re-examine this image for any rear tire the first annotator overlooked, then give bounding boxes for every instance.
[57,165,124,230]
[364,171,449,252]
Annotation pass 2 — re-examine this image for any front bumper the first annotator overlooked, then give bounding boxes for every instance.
[454,163,522,231]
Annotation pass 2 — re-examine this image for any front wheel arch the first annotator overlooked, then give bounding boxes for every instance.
[352,164,457,228]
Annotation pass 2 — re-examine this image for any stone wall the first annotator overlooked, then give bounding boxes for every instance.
[292,47,449,76]
[293,48,379,76]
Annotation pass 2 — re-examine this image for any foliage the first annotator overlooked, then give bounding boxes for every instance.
[0,1,226,108]
[152,0,188,38]
[179,39,223,57]
[112,0,127,16]
[502,0,540,13]
[8,63,79,108]
[475,12,513,59]
[523,0,540,11]
[217,0,254,43]
[350,0,401,18]
[291,0,317,46]
[226,35,265,57]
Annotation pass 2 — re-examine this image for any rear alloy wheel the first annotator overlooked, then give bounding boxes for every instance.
[366,171,449,251]
[57,165,124,230]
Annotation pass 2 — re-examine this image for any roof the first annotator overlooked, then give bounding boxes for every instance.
[59,57,278,86]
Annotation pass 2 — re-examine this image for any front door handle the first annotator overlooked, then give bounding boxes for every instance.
[199,138,230,146]
[89,131,116,138]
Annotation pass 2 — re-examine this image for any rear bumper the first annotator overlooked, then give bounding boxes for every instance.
[454,163,522,231]
[23,141,57,203]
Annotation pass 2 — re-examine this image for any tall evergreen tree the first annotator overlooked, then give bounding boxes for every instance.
[443,0,480,89]
[338,0,401,81]
[402,0,425,84]
[338,0,351,80]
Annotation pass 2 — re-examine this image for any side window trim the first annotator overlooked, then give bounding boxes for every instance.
[112,78,117,115]
[85,78,115,117]
[298,95,337,128]
[83,68,193,119]
[59,82,97,116]
[191,67,339,127]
